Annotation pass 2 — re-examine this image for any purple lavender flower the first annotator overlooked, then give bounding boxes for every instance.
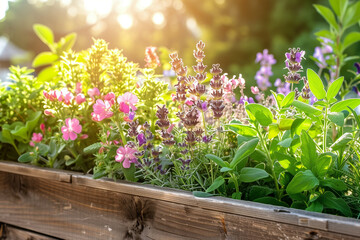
[202,135,213,143]
[248,97,255,103]
[284,48,306,84]
[255,49,276,91]
[355,63,360,74]
[313,38,333,70]
[129,111,135,121]
[137,133,146,146]
[274,78,291,95]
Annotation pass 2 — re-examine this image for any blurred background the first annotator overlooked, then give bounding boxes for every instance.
[0,0,358,89]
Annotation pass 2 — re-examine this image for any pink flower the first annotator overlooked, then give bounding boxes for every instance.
[59,88,74,105]
[91,99,113,122]
[75,82,82,94]
[117,92,138,113]
[75,93,86,104]
[29,133,43,147]
[80,134,89,139]
[251,86,260,95]
[144,47,161,68]
[40,123,46,134]
[61,118,82,141]
[88,88,100,99]
[44,109,55,117]
[115,146,138,168]
[103,92,116,105]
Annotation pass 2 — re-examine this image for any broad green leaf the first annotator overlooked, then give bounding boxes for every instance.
[18,152,35,163]
[301,130,318,170]
[330,132,352,150]
[328,112,345,126]
[314,5,339,31]
[231,192,242,200]
[246,104,274,126]
[306,201,324,213]
[307,69,326,100]
[122,164,138,182]
[11,126,28,142]
[268,124,280,139]
[37,66,58,83]
[275,152,297,175]
[281,92,295,108]
[93,170,107,179]
[206,176,225,192]
[84,142,102,154]
[249,186,274,200]
[343,1,360,29]
[277,138,293,148]
[58,33,77,52]
[343,32,360,51]
[314,155,332,177]
[326,77,344,100]
[0,129,15,145]
[239,167,269,183]
[292,100,322,116]
[37,143,50,156]
[320,178,347,191]
[286,170,319,195]
[330,98,360,112]
[319,191,352,217]
[206,154,228,168]
[253,197,289,207]
[315,29,333,39]
[32,52,59,68]
[193,191,214,198]
[33,24,54,47]
[279,119,294,131]
[230,138,259,168]
[25,111,42,139]
[220,167,233,173]
[226,123,257,136]
[329,0,348,19]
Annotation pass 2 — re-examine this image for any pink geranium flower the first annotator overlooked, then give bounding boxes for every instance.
[75,82,82,94]
[75,93,86,104]
[91,99,113,122]
[117,92,138,113]
[61,118,82,141]
[29,133,43,147]
[115,146,138,168]
[103,92,116,105]
[88,88,100,100]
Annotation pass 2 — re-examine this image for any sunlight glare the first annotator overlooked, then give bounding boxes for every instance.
[117,14,133,29]
[136,0,153,11]
[152,12,164,26]
[83,0,113,17]
[0,1,9,20]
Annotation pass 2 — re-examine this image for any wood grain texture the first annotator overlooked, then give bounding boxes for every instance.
[0,161,360,240]
[0,224,58,240]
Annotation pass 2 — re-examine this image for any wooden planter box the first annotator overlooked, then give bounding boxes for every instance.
[0,160,359,240]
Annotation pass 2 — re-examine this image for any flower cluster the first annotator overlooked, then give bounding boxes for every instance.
[255,49,276,91]
[144,47,161,69]
[284,48,306,84]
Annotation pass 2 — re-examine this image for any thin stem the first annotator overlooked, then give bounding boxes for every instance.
[323,107,328,152]
[116,121,127,145]
[229,172,239,193]
[256,124,280,199]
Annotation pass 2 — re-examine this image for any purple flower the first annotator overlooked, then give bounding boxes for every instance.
[355,63,360,74]
[201,102,208,112]
[137,133,146,146]
[202,135,213,143]
[129,111,135,120]
[248,97,255,103]
[274,78,291,95]
[255,49,276,91]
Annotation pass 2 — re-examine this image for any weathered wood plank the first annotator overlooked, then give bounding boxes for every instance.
[0,169,359,240]
[0,224,58,240]
[0,161,360,239]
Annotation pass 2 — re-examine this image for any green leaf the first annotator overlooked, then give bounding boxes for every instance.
[249,186,274,201]
[33,24,54,47]
[11,126,28,142]
[286,170,319,195]
[314,155,332,177]
[206,154,228,168]
[348,106,360,129]
[231,192,242,200]
[206,176,225,192]
[279,119,294,131]
[326,77,344,100]
[253,197,289,207]
[32,52,59,68]
[18,152,35,163]
[245,104,274,126]
[122,164,138,182]
[306,201,324,213]
[315,29,333,39]
[330,98,360,112]
[343,32,360,51]
[220,167,233,173]
[307,68,326,100]
[93,170,107,179]
[314,4,339,31]
[84,142,102,154]
[268,124,280,139]
[275,152,297,175]
[230,138,259,168]
[328,112,344,126]
[37,66,58,83]
[330,132,352,150]
[225,123,258,136]
[37,143,50,156]
[301,130,318,170]
[292,100,322,116]
[343,1,360,29]
[58,33,77,52]
[277,138,293,148]
[25,111,42,139]
[329,0,348,19]
[319,191,352,217]
[320,178,347,191]
[238,167,269,183]
[193,191,214,198]
[281,91,295,108]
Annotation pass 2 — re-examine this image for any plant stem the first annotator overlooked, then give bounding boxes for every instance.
[256,124,280,199]
[116,121,127,145]
[229,172,239,193]
[323,107,328,152]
